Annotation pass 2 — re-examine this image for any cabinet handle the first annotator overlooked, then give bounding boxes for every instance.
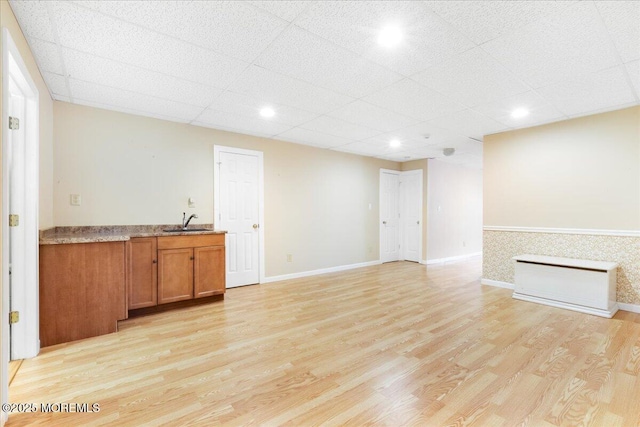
[152,260,157,264]
[190,256,194,260]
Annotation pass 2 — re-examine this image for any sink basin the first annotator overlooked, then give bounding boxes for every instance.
[163,228,211,233]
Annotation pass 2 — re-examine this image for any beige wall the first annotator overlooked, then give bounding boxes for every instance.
[484,106,640,230]
[1,0,54,229]
[426,159,483,261]
[483,106,640,305]
[53,101,399,277]
[401,159,428,261]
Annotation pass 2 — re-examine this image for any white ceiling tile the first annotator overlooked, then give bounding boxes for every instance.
[332,141,388,156]
[363,79,465,121]
[481,2,619,88]
[412,48,530,107]
[386,122,471,146]
[255,25,402,98]
[74,0,289,63]
[299,116,381,141]
[8,0,55,42]
[275,127,353,149]
[63,48,222,108]
[427,109,508,140]
[328,100,418,132]
[206,91,318,127]
[361,134,426,153]
[426,1,576,45]
[27,38,64,75]
[596,1,640,63]
[294,1,475,76]
[536,66,637,117]
[626,60,640,98]
[52,2,249,87]
[248,1,311,22]
[42,72,69,98]
[195,109,292,137]
[228,65,354,114]
[69,79,204,122]
[471,91,567,128]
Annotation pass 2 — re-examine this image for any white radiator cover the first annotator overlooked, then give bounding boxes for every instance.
[512,254,618,318]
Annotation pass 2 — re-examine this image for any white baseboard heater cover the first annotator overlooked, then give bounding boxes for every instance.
[512,254,618,318]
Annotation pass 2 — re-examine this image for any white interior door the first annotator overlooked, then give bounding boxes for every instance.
[214,146,263,288]
[3,29,40,367]
[380,170,400,263]
[400,171,422,263]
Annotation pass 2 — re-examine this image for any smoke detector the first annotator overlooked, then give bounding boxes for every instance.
[443,148,455,156]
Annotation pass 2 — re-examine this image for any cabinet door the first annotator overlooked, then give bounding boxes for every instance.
[158,248,193,304]
[128,237,158,309]
[194,246,225,298]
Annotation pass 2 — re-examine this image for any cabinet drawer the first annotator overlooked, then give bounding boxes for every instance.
[157,234,224,249]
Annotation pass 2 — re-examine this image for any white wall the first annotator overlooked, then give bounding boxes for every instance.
[53,101,399,277]
[427,159,482,262]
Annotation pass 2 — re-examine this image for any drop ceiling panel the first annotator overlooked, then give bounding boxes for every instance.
[481,2,619,88]
[363,79,465,121]
[427,109,508,140]
[596,1,640,63]
[249,1,312,22]
[228,65,354,114]
[195,109,292,137]
[626,60,640,98]
[42,72,69,98]
[412,48,530,107]
[52,1,249,87]
[9,0,55,42]
[74,0,289,63]
[327,100,418,132]
[28,38,64,75]
[255,25,402,98]
[275,127,353,149]
[294,1,475,76]
[206,91,318,127]
[69,79,204,122]
[63,48,222,108]
[537,66,637,117]
[472,91,567,128]
[299,116,381,141]
[386,122,471,146]
[426,1,576,45]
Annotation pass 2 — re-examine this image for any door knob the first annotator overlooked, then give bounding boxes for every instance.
[253,224,259,229]
[417,220,420,225]
[382,221,387,225]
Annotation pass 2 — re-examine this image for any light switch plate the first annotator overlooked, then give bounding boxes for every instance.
[70,194,81,206]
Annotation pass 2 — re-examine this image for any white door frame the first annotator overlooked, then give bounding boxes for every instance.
[213,145,265,284]
[2,26,40,420]
[379,168,400,263]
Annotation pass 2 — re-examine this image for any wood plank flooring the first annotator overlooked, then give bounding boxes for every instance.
[8,258,640,426]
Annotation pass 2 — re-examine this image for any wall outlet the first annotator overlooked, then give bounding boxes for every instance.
[70,194,81,206]
[286,254,292,262]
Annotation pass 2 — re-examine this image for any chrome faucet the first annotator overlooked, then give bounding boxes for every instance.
[182,212,198,230]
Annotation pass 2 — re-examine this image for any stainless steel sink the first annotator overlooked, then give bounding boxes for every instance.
[163,228,210,233]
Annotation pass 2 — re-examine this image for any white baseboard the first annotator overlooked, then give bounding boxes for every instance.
[481,278,515,289]
[482,278,640,314]
[426,252,482,265]
[617,302,640,313]
[262,260,382,284]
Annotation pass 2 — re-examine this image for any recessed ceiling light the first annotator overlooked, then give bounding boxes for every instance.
[510,108,529,119]
[389,139,401,148]
[260,107,275,118]
[378,25,402,48]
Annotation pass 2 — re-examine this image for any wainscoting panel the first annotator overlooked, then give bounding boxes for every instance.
[483,229,640,305]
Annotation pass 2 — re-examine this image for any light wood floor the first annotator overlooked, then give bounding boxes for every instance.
[8,258,640,426]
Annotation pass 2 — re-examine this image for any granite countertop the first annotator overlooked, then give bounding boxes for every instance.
[40,224,226,245]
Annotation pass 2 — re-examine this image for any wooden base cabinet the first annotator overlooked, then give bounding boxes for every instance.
[127,237,158,309]
[129,234,225,310]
